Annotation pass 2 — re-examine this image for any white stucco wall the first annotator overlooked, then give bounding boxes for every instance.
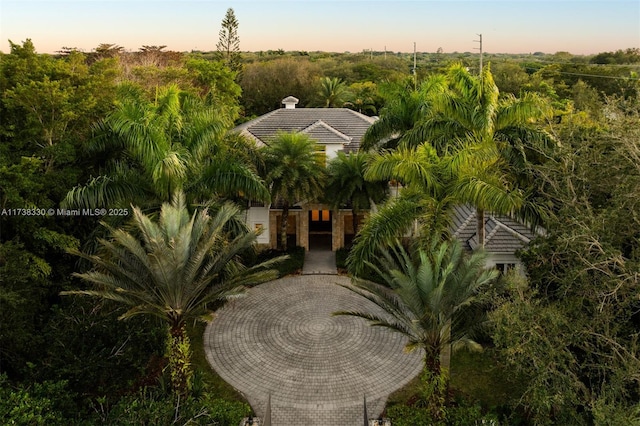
[485,253,523,274]
[324,144,343,160]
[246,206,271,244]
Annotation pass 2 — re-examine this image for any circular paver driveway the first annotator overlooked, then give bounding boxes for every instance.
[204,275,423,421]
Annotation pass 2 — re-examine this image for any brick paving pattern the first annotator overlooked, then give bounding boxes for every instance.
[204,275,423,425]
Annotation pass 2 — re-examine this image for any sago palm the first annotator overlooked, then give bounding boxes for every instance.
[262,131,326,251]
[62,192,282,396]
[335,238,498,410]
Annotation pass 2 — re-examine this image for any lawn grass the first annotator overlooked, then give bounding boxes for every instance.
[188,322,248,403]
[449,348,523,409]
[386,348,522,412]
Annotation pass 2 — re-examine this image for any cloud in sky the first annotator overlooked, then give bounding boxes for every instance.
[1,0,638,54]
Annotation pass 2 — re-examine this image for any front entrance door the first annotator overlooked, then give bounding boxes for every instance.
[308,209,332,250]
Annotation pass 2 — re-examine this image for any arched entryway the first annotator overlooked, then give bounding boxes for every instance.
[308,209,332,250]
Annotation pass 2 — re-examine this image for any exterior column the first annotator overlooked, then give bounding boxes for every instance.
[332,211,344,251]
[299,209,309,251]
[269,211,278,250]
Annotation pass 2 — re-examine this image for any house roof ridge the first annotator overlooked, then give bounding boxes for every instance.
[235,109,281,143]
[343,107,378,124]
[301,120,352,143]
[487,215,531,244]
[453,208,475,238]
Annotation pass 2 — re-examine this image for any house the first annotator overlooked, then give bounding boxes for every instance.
[235,96,539,273]
[451,205,540,273]
[234,96,377,251]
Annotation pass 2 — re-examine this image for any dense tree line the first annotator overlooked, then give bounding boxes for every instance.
[1,38,639,424]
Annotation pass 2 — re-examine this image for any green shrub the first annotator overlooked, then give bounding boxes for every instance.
[256,246,305,277]
[102,388,250,425]
[0,375,73,426]
[337,245,386,283]
[38,298,166,399]
[335,247,349,270]
[204,398,252,425]
[387,402,501,426]
[386,404,435,426]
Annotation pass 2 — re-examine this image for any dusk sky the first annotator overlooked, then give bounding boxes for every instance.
[1,0,638,55]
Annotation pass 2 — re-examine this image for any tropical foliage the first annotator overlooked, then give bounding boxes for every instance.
[350,64,553,272]
[314,76,351,107]
[262,131,326,250]
[63,192,282,396]
[63,84,269,211]
[336,238,498,416]
[490,98,640,424]
[404,64,554,230]
[2,39,640,424]
[348,142,522,274]
[324,151,388,235]
[360,78,445,151]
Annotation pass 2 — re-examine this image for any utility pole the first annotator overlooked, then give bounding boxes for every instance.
[473,33,485,248]
[474,33,483,80]
[412,42,417,91]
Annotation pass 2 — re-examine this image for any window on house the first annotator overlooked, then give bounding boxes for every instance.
[495,263,517,274]
[311,210,330,222]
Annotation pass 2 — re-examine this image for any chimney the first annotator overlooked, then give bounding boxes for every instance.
[282,96,299,109]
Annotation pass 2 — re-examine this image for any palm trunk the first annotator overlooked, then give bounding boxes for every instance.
[167,323,193,397]
[280,203,289,251]
[424,348,441,378]
[422,347,447,420]
[352,209,359,235]
[476,208,485,248]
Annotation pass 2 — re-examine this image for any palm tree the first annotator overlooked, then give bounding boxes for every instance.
[403,64,554,243]
[343,81,378,115]
[63,84,269,210]
[62,192,283,396]
[262,132,326,251]
[360,77,446,151]
[315,77,351,108]
[325,151,388,239]
[335,238,498,412]
[348,142,522,274]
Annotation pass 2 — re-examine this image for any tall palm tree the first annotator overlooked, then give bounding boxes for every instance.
[325,151,388,237]
[262,132,326,251]
[403,64,554,243]
[62,192,283,396]
[348,142,522,274]
[335,238,498,411]
[63,84,269,210]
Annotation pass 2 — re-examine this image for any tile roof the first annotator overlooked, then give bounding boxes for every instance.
[234,107,376,152]
[451,205,539,254]
[301,120,352,144]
